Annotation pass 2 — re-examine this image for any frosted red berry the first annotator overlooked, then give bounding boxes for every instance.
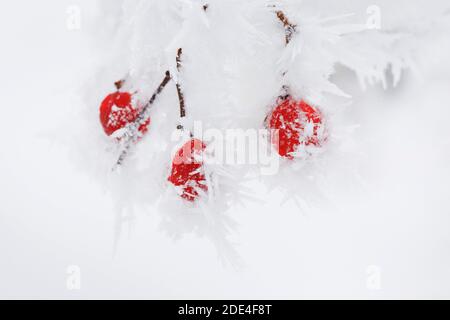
[99,91,150,137]
[268,98,326,158]
[168,139,208,202]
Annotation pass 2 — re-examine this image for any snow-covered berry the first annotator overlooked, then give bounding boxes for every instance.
[168,139,208,202]
[267,98,326,158]
[99,91,150,137]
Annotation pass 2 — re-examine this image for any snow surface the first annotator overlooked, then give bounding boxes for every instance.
[1,0,450,299]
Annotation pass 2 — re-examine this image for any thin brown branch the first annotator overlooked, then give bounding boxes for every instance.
[276,10,297,45]
[176,48,183,71]
[175,48,186,129]
[148,71,172,106]
[114,71,172,169]
[114,79,125,91]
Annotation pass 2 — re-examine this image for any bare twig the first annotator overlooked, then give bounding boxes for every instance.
[175,48,186,130]
[276,10,297,45]
[114,71,172,169]
[276,10,297,98]
[114,79,125,91]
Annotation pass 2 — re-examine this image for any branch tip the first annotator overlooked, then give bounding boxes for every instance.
[175,48,186,123]
[276,10,297,45]
[114,80,125,91]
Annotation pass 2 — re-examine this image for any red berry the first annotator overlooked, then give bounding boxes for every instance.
[99,91,150,137]
[267,98,326,158]
[168,139,208,202]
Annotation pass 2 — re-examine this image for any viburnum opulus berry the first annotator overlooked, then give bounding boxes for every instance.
[99,91,150,137]
[267,97,326,158]
[168,139,208,202]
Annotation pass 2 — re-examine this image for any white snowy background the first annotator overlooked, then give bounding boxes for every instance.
[1,0,450,299]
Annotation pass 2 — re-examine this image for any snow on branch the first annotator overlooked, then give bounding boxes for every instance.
[276,10,297,45]
[114,71,172,169]
[175,48,186,131]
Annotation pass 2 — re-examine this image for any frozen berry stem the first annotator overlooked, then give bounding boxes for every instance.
[114,79,125,90]
[174,3,208,130]
[275,10,297,95]
[276,10,297,45]
[175,48,186,130]
[114,71,172,168]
